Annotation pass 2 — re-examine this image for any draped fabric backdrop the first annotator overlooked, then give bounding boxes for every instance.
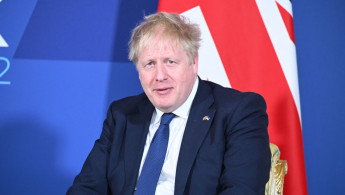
[158,0,307,194]
[0,0,344,194]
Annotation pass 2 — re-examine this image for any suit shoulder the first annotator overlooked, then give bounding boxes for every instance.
[205,81,266,108]
[108,92,149,114]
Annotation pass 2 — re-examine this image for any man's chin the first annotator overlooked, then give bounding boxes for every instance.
[155,103,174,113]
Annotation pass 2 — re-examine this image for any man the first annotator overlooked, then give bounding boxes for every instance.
[67,12,271,195]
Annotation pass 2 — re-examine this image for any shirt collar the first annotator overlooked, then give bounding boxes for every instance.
[153,78,199,124]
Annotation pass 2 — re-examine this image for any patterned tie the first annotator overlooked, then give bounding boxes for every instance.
[135,113,175,195]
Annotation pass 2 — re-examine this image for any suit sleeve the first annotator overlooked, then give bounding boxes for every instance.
[219,93,271,194]
[66,104,117,195]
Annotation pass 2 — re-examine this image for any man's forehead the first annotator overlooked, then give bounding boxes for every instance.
[140,39,183,57]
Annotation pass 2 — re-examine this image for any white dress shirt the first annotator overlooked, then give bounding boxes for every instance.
[137,78,199,195]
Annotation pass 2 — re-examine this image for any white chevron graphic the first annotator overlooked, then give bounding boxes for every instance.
[0,34,9,47]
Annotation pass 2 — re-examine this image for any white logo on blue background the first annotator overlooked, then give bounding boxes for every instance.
[0,34,9,47]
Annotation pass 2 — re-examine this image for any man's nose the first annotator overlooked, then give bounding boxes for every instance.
[155,62,168,81]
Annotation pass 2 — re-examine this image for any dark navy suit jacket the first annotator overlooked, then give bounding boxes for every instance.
[67,79,271,195]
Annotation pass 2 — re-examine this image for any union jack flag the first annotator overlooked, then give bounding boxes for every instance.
[158,0,308,194]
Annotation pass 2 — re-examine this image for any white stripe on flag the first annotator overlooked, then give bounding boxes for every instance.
[256,0,301,120]
[182,6,231,88]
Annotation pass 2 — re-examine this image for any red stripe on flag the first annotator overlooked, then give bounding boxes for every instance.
[158,0,307,194]
[276,1,296,43]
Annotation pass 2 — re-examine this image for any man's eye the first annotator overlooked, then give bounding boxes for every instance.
[147,62,153,66]
[168,60,174,64]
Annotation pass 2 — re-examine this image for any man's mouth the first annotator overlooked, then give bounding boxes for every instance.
[155,87,172,95]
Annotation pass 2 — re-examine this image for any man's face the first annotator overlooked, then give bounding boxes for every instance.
[137,34,198,113]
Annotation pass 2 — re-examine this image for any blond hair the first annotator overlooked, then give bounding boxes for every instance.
[128,12,201,65]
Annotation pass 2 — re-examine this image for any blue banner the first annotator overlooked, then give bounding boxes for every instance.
[0,0,344,194]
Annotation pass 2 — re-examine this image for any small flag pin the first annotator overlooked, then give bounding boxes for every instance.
[203,116,210,121]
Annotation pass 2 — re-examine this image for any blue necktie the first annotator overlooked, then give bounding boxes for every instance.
[136,113,175,195]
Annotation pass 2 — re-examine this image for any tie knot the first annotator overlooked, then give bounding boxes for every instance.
[161,113,175,125]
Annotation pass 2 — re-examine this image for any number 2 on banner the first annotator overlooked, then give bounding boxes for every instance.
[0,57,11,85]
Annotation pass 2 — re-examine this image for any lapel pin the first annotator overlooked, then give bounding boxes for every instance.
[203,116,210,121]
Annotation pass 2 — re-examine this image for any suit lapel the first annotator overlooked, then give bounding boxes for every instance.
[124,96,154,193]
[175,80,216,195]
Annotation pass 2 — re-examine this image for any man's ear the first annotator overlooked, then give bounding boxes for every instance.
[193,53,199,73]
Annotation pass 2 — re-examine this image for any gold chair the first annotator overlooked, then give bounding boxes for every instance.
[265,143,288,195]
